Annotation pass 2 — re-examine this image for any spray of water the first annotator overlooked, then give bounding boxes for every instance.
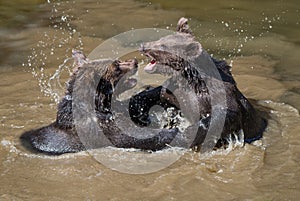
[48,57,73,103]
[23,0,83,103]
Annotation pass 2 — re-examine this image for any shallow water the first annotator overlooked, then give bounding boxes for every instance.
[0,0,300,200]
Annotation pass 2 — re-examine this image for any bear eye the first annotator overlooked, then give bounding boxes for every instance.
[160,44,167,50]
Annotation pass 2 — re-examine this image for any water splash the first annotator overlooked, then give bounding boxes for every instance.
[150,107,191,133]
[226,130,245,150]
[48,57,73,103]
[25,46,75,104]
[23,0,83,104]
[195,11,288,61]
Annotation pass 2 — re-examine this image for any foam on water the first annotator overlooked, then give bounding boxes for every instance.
[0,139,89,160]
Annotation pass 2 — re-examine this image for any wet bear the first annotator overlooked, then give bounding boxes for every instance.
[131,17,267,151]
[20,51,139,154]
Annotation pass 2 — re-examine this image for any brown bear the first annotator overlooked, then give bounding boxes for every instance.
[132,17,267,151]
[20,51,138,154]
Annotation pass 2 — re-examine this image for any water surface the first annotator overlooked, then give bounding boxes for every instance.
[0,0,299,200]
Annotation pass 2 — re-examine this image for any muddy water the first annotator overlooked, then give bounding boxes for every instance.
[0,0,300,200]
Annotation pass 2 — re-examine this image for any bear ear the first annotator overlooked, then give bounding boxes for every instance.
[176,17,192,34]
[72,49,87,66]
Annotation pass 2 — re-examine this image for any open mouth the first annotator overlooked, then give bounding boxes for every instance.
[144,58,157,73]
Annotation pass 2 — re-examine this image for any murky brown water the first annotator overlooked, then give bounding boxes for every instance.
[0,0,300,200]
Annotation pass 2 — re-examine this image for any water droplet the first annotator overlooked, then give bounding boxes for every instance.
[61,15,67,22]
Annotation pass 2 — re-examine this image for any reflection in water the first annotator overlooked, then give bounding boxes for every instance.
[0,0,299,200]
